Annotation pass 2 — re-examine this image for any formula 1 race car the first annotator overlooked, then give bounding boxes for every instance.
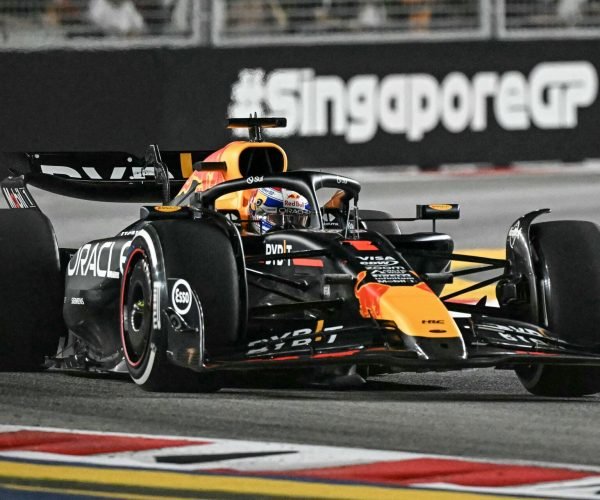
[2,117,600,396]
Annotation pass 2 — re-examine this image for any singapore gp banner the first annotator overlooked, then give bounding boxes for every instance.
[1,40,600,167]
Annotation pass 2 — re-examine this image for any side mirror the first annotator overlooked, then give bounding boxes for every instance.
[416,204,460,232]
[416,204,460,220]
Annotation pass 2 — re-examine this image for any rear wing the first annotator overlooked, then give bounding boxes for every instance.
[1,116,288,207]
[1,147,213,206]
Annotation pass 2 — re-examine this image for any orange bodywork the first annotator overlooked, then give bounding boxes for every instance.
[175,141,288,219]
[200,141,287,178]
[324,189,346,210]
[178,169,226,196]
[354,271,461,339]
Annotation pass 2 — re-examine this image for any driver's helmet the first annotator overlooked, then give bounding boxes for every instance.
[248,187,311,234]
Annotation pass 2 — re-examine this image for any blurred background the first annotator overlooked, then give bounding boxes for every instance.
[1,0,600,251]
[2,0,600,167]
[2,0,600,45]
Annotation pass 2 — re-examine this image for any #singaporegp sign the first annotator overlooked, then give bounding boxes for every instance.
[229,62,598,144]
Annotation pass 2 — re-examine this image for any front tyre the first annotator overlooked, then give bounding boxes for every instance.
[516,364,600,397]
[121,248,165,390]
[120,247,219,392]
[121,251,156,384]
[515,221,600,396]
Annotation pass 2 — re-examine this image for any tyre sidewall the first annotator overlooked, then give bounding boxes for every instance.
[120,228,168,388]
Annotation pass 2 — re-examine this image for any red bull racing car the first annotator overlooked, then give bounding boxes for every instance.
[2,117,600,396]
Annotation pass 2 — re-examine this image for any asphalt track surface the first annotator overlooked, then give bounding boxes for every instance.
[2,166,600,469]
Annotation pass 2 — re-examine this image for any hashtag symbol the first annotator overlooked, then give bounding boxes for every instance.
[229,69,268,129]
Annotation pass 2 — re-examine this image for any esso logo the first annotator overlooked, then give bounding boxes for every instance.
[171,279,193,315]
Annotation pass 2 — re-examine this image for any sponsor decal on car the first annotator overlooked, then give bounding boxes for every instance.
[355,273,391,319]
[357,255,399,267]
[246,176,264,184]
[265,240,293,266]
[40,165,175,181]
[369,268,419,285]
[171,279,192,316]
[246,323,343,356]
[152,283,161,329]
[67,240,132,279]
[428,204,453,211]
[356,255,418,285]
[2,187,36,209]
[478,322,551,348]
[154,206,181,213]
[508,221,522,248]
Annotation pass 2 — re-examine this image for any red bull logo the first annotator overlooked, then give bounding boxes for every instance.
[194,171,226,193]
[284,192,306,209]
[354,271,391,319]
[177,170,226,197]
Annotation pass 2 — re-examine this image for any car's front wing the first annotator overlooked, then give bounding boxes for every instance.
[204,315,600,372]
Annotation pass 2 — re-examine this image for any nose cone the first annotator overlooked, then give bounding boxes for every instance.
[355,274,467,361]
[402,334,467,361]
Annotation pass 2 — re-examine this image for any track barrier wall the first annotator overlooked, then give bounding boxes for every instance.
[1,40,600,168]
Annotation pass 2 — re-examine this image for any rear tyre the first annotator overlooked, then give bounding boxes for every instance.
[0,210,65,370]
[515,221,600,396]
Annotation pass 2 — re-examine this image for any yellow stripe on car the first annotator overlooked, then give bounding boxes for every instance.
[444,248,506,303]
[179,152,193,179]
